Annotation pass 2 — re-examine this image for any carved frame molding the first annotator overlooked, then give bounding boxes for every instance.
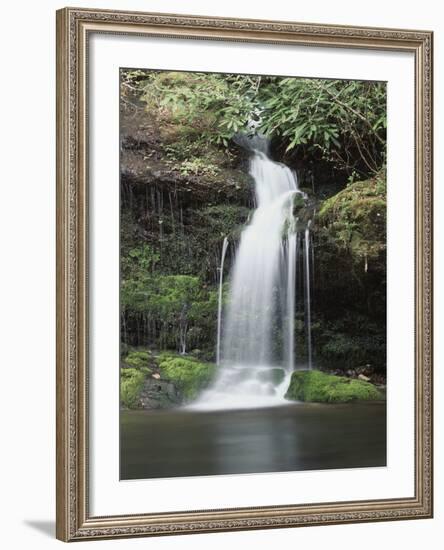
[56,7,433,542]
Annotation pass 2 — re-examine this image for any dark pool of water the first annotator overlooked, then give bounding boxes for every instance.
[120,402,386,480]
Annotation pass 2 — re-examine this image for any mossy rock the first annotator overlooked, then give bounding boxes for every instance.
[123,350,152,369]
[138,377,181,409]
[292,193,306,212]
[317,175,386,266]
[120,367,151,408]
[257,367,286,386]
[159,354,216,401]
[285,369,383,403]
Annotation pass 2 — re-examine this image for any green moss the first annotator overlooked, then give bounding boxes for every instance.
[123,350,151,369]
[159,354,216,400]
[317,175,386,265]
[120,368,148,408]
[285,369,382,403]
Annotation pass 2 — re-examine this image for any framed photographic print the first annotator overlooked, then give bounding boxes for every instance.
[56,7,433,542]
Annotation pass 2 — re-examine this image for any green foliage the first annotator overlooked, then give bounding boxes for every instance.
[121,238,225,352]
[285,370,382,403]
[121,244,160,312]
[122,244,202,316]
[128,70,386,177]
[151,274,200,316]
[120,368,147,408]
[321,333,364,364]
[123,350,151,369]
[259,78,386,175]
[139,72,261,147]
[152,276,219,347]
[317,328,385,369]
[159,354,216,400]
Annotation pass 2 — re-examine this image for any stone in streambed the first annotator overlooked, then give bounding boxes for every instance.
[256,367,286,386]
[138,377,181,409]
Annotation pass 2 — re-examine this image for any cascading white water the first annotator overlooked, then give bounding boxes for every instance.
[190,148,304,410]
[304,220,313,370]
[222,151,299,366]
[216,237,229,366]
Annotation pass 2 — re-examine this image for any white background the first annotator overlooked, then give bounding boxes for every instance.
[0,0,442,548]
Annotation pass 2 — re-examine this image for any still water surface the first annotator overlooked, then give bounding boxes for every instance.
[120,402,386,480]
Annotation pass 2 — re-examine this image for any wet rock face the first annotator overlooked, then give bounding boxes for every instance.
[138,377,182,409]
[120,99,252,208]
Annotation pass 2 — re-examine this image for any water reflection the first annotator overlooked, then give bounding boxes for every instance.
[120,402,386,480]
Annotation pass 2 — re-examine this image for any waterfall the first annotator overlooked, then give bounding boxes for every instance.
[222,152,299,366]
[216,237,229,366]
[190,143,314,411]
[304,220,313,370]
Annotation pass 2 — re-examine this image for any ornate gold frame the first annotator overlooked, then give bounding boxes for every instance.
[56,7,433,542]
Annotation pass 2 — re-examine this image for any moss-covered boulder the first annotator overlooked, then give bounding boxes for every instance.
[159,354,216,401]
[317,174,386,269]
[285,369,383,403]
[120,367,151,408]
[120,351,216,409]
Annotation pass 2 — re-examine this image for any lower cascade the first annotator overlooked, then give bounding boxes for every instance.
[191,141,313,410]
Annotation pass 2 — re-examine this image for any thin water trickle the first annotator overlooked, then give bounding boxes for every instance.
[286,221,298,372]
[304,220,313,370]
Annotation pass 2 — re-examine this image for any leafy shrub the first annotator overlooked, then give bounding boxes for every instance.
[317,329,385,370]
[259,78,386,176]
[129,70,386,178]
